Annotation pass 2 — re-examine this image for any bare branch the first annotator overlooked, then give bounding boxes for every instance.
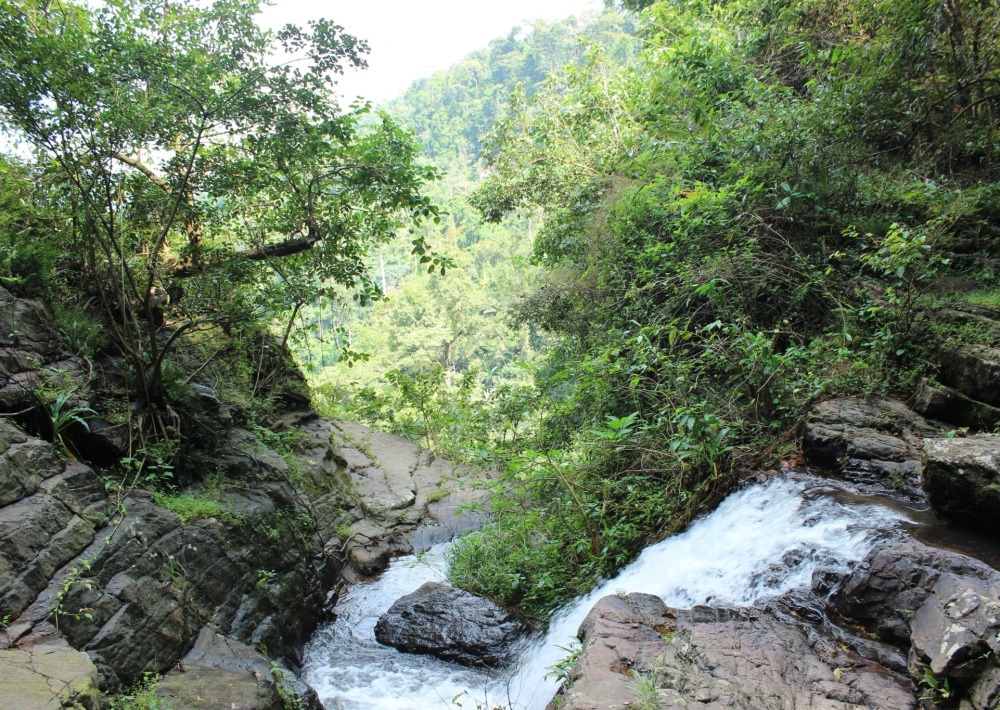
[112,152,170,193]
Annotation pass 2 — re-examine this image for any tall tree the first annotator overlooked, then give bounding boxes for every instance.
[0,0,445,432]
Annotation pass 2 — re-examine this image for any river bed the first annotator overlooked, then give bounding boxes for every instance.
[302,472,919,709]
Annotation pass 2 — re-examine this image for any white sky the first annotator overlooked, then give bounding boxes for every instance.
[258,0,604,105]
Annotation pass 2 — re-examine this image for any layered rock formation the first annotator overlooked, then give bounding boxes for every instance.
[554,533,1000,710]
[0,285,490,707]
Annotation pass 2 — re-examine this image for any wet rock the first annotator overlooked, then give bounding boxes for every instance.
[908,574,1000,683]
[554,592,916,710]
[941,345,1000,407]
[915,378,1000,431]
[374,582,526,668]
[0,639,102,710]
[830,538,1000,707]
[346,536,409,577]
[803,397,939,496]
[829,538,997,647]
[922,434,1000,533]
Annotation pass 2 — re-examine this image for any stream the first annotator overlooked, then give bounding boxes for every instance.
[302,472,924,709]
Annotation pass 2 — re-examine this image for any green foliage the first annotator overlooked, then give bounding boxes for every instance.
[298,11,640,427]
[41,390,96,460]
[270,661,305,710]
[545,641,581,685]
[456,0,1000,617]
[0,156,65,296]
[0,0,445,447]
[153,492,235,525]
[107,673,170,710]
[53,303,108,359]
[918,667,953,703]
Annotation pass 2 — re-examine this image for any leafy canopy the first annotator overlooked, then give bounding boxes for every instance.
[0,0,445,410]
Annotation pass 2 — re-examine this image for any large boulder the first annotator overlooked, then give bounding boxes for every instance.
[829,538,997,647]
[553,592,916,710]
[0,640,102,710]
[803,397,940,496]
[155,627,321,710]
[922,434,1000,534]
[374,582,526,668]
[0,286,61,360]
[830,538,1000,708]
[941,345,1000,407]
[914,378,1000,431]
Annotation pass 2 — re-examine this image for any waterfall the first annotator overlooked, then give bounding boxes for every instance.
[303,473,911,709]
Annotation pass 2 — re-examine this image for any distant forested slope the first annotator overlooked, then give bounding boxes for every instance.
[385,11,638,171]
[298,10,639,452]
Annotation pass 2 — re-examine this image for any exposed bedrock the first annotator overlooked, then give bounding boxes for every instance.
[555,536,1000,710]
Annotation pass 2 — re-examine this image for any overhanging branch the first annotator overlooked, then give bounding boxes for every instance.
[112,152,170,193]
[169,231,321,278]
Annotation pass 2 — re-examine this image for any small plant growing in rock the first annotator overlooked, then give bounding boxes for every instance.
[106,673,169,709]
[631,656,665,710]
[545,641,581,686]
[45,390,96,459]
[918,668,953,703]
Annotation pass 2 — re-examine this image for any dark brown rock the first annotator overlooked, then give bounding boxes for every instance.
[914,378,1000,431]
[830,538,1000,707]
[803,397,940,496]
[829,539,996,647]
[941,345,1000,407]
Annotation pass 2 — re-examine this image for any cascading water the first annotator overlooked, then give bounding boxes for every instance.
[303,473,915,710]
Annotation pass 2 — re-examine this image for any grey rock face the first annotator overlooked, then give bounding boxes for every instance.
[941,345,1000,407]
[803,397,939,496]
[0,286,61,359]
[0,421,108,623]
[554,592,916,710]
[831,538,1000,708]
[155,627,321,710]
[0,638,102,710]
[922,434,1000,533]
[6,481,338,691]
[374,582,526,668]
[914,378,1000,431]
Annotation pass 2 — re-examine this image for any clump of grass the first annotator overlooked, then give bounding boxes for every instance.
[425,487,450,504]
[964,289,1000,311]
[106,673,169,709]
[153,492,236,525]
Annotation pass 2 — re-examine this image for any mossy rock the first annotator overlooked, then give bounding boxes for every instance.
[0,641,102,709]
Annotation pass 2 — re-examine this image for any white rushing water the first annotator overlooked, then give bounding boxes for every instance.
[303,474,913,710]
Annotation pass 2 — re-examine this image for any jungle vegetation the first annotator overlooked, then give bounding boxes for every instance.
[1,0,998,624]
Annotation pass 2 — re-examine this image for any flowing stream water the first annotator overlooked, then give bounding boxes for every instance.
[302,473,919,709]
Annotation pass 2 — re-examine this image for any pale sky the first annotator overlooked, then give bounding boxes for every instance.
[258,0,604,104]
